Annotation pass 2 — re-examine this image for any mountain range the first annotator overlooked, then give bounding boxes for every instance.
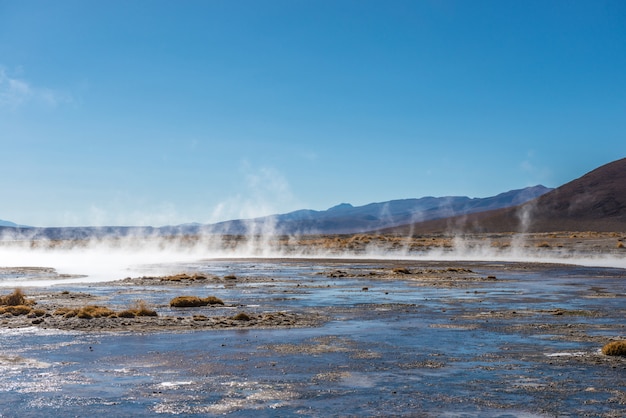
[0,219,27,228]
[0,186,551,239]
[383,158,626,234]
[201,185,551,235]
[2,157,625,239]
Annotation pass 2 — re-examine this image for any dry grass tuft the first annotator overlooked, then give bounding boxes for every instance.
[128,300,158,317]
[602,340,626,356]
[159,273,208,282]
[51,300,159,319]
[203,296,225,305]
[617,241,625,249]
[27,308,46,318]
[536,242,551,248]
[232,312,251,321]
[54,305,116,319]
[169,295,224,308]
[392,267,411,274]
[0,288,34,306]
[116,310,137,318]
[0,305,33,316]
[53,307,76,317]
[76,305,117,319]
[170,296,206,307]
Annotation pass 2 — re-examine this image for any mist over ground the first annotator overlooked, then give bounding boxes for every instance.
[1,230,625,287]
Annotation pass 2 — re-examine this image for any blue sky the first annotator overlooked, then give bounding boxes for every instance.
[1,0,625,227]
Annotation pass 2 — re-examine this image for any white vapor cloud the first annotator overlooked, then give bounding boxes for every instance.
[207,164,300,223]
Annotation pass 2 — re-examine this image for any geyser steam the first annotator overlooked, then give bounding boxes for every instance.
[1,226,626,288]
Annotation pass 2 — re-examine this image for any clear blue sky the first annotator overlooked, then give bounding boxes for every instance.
[1,0,625,227]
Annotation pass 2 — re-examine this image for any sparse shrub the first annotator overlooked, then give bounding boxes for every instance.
[536,242,551,248]
[53,307,75,317]
[130,299,158,316]
[203,296,225,306]
[602,340,626,356]
[232,312,251,321]
[224,275,237,280]
[169,295,224,308]
[170,296,206,308]
[0,305,32,316]
[27,309,46,318]
[116,310,136,318]
[393,268,411,274]
[0,288,33,306]
[617,241,624,249]
[193,314,208,321]
[54,305,117,319]
[76,310,93,319]
[158,273,208,282]
[75,305,116,319]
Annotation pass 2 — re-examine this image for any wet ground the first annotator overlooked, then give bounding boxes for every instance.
[1,259,625,417]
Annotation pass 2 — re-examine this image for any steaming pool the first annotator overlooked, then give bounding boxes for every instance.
[1,257,625,416]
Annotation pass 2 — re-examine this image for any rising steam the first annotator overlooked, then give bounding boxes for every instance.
[1,219,625,288]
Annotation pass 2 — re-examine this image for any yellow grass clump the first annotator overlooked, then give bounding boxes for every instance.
[169,295,224,308]
[232,312,251,321]
[53,300,157,319]
[27,309,46,318]
[131,300,158,316]
[76,305,117,319]
[602,340,626,356]
[53,305,117,319]
[52,307,75,317]
[160,273,208,282]
[203,296,225,305]
[0,305,33,316]
[116,310,136,318]
[118,300,158,317]
[0,288,34,306]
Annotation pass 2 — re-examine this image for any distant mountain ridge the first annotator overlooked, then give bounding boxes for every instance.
[383,158,626,234]
[202,185,551,235]
[3,158,624,238]
[0,185,551,239]
[0,219,30,228]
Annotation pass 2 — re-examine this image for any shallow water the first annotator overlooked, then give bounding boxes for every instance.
[1,260,625,416]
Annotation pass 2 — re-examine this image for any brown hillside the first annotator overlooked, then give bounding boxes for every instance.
[384,158,626,234]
